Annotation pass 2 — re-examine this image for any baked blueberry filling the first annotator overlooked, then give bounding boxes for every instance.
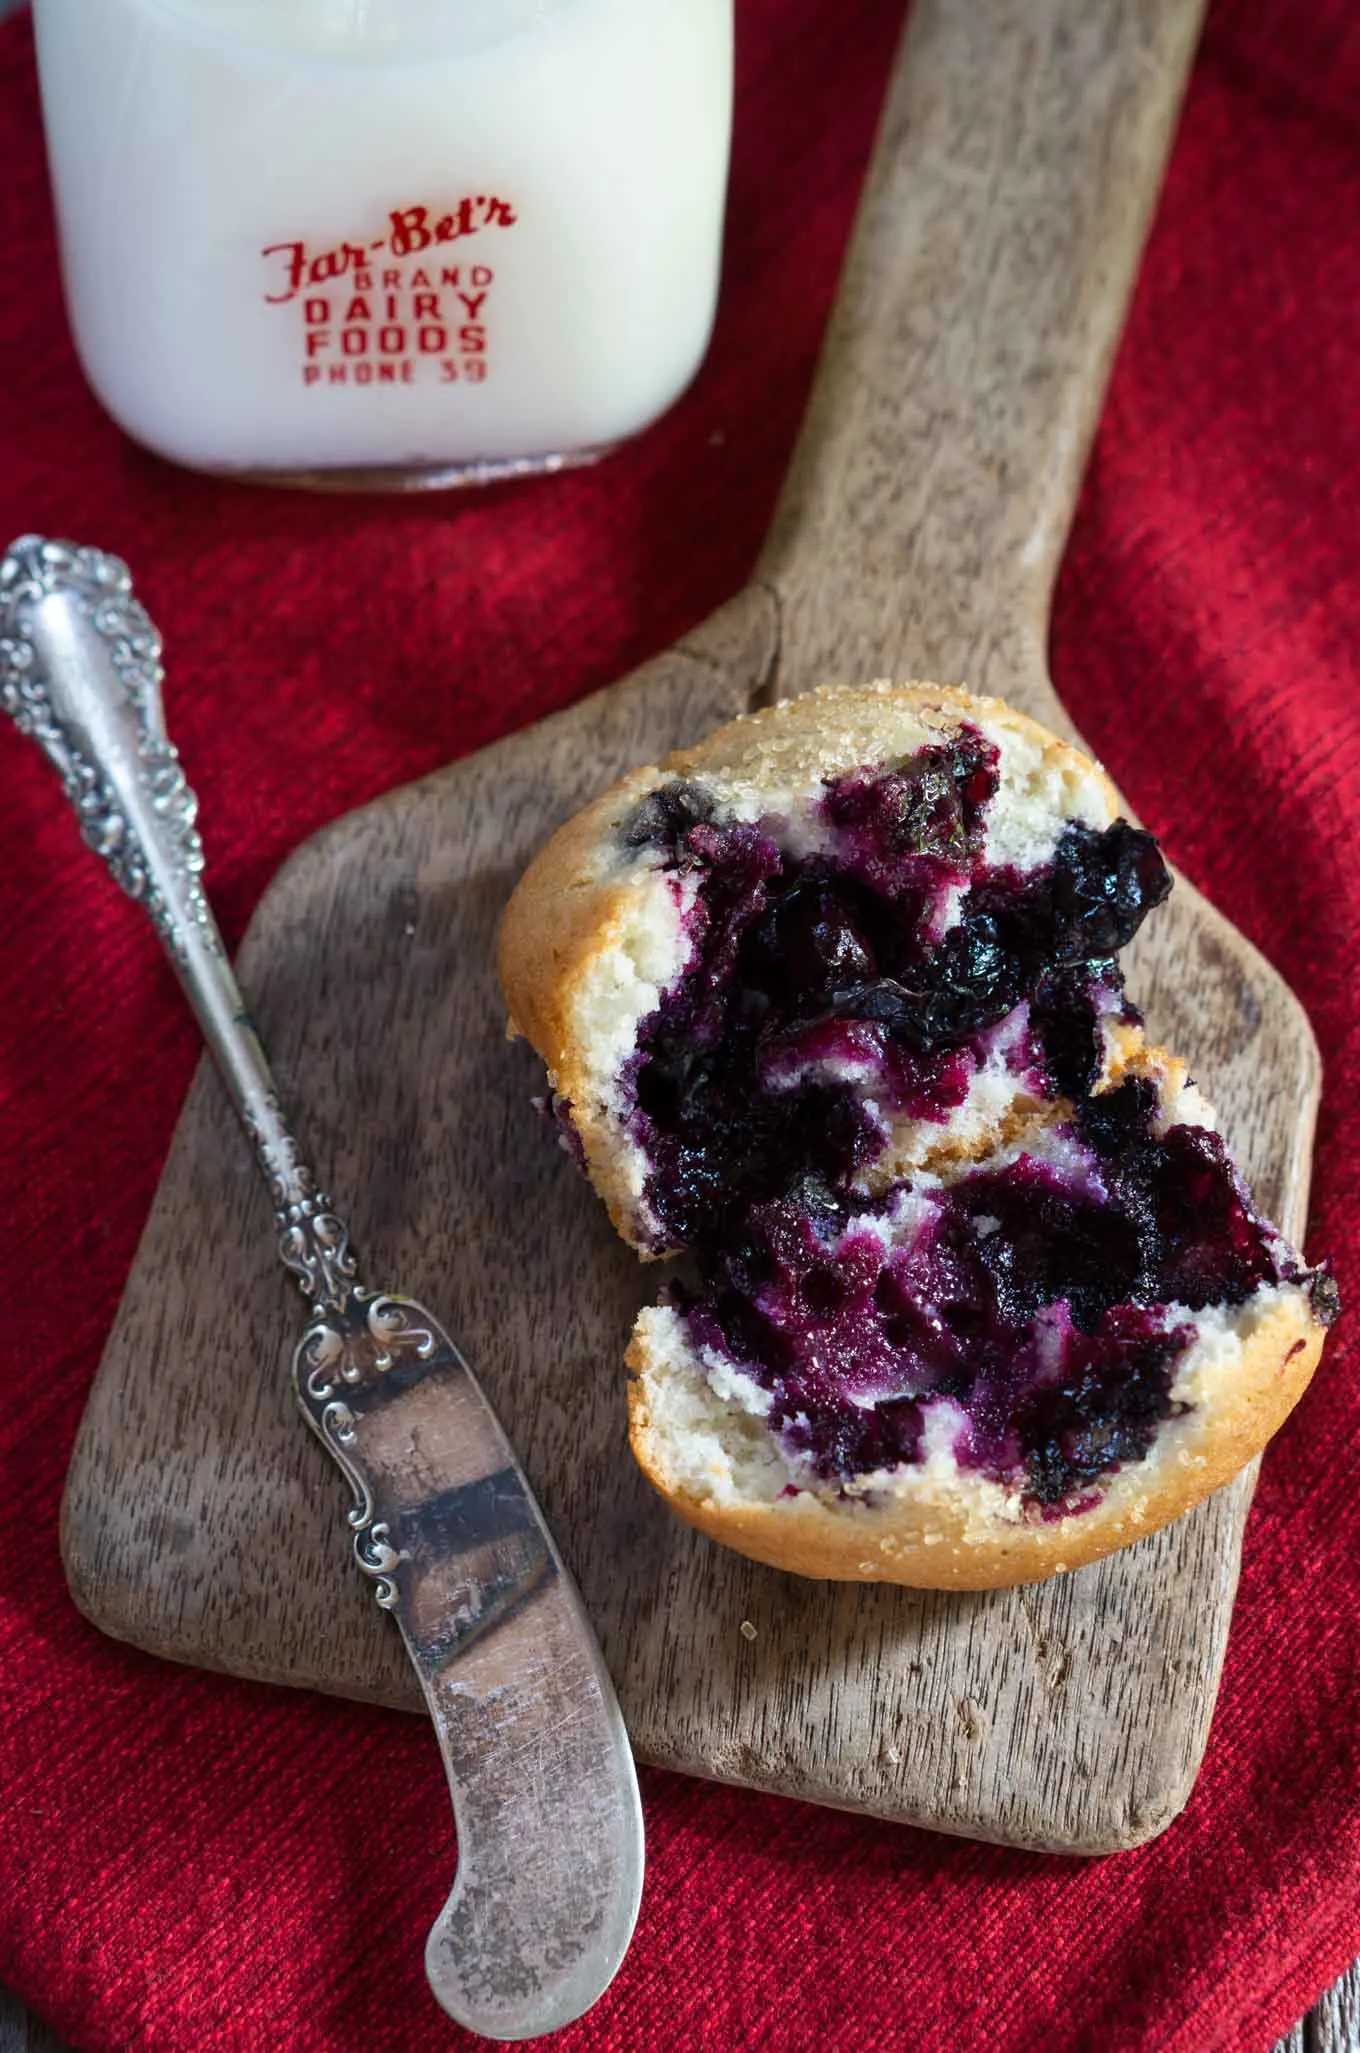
[621,735,1168,1251]
[609,736,1321,1509]
[675,1079,1306,1505]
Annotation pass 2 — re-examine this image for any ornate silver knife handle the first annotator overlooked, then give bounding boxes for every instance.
[0,535,644,2042]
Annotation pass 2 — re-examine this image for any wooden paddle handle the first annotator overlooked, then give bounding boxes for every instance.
[756,0,1208,724]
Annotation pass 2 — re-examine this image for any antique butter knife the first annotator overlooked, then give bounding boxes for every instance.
[0,535,644,2042]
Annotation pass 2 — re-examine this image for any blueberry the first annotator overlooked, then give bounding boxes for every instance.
[816,977,916,1032]
[1077,1076,1160,1158]
[746,882,875,1004]
[619,779,715,855]
[1049,822,1172,963]
[1031,966,1113,1101]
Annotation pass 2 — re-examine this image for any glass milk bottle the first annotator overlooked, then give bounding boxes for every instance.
[31,0,734,489]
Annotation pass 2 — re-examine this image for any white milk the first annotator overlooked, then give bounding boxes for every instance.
[32,0,733,482]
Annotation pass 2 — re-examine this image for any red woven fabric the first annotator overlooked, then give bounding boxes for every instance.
[0,1,1357,2047]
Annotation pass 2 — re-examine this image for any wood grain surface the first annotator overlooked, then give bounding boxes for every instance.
[61,0,1323,1855]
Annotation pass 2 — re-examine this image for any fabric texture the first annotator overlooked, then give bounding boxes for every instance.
[0,1,1357,2047]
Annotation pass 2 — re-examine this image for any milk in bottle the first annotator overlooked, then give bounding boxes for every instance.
[31,0,734,485]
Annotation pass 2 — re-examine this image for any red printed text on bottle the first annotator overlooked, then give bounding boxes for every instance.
[261,200,517,388]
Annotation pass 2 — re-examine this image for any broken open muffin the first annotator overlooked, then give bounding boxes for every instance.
[499,684,1334,1588]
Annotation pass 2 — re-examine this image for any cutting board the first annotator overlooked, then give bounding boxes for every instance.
[61,0,1321,1854]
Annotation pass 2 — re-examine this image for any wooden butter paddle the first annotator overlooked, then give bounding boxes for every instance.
[63,0,1320,1852]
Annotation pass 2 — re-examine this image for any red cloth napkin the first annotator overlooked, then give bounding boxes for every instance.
[0,1,1357,2047]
